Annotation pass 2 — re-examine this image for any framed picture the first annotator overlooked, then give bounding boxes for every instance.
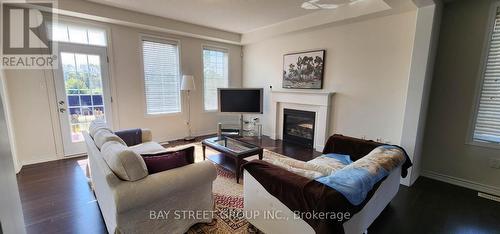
[282,50,325,89]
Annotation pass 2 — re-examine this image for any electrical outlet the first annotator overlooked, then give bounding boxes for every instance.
[489,158,500,169]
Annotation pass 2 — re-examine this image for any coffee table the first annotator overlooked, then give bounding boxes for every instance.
[202,136,263,183]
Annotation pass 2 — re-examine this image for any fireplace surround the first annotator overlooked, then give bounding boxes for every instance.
[269,90,334,151]
[283,109,316,148]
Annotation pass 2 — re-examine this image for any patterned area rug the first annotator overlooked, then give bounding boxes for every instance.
[172,142,286,234]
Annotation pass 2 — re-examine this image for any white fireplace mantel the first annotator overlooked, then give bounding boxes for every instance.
[269,90,335,152]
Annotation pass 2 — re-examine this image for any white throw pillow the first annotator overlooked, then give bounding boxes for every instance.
[129,142,167,155]
[94,129,126,149]
[101,141,148,181]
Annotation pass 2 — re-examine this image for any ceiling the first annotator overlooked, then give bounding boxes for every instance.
[86,0,366,33]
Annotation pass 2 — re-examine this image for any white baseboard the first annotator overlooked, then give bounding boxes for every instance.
[18,130,219,169]
[193,129,217,137]
[14,162,22,174]
[22,155,59,166]
[315,145,324,152]
[421,170,500,197]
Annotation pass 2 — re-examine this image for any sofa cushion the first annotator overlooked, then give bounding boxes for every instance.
[141,151,191,174]
[114,128,142,146]
[101,141,148,181]
[129,142,166,155]
[141,129,153,142]
[89,120,111,138]
[94,129,126,149]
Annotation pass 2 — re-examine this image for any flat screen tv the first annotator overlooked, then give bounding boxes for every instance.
[218,88,263,114]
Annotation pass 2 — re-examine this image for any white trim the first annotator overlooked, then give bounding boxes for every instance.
[21,155,59,167]
[478,192,500,203]
[421,170,500,197]
[269,90,334,151]
[50,17,109,47]
[56,14,121,131]
[54,42,114,156]
[138,34,183,117]
[466,1,500,149]
[192,129,217,137]
[202,44,229,53]
[44,15,119,159]
[14,164,22,174]
[49,0,242,45]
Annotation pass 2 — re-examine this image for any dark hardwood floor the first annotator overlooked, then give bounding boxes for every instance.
[16,158,107,234]
[369,177,500,234]
[16,136,500,234]
[167,135,322,161]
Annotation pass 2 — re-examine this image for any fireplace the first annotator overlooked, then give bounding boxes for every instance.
[283,108,315,148]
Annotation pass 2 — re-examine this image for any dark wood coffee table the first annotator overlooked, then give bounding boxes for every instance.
[202,136,263,183]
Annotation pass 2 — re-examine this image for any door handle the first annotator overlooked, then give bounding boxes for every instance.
[59,108,66,113]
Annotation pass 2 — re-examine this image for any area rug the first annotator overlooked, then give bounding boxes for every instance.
[169,142,285,234]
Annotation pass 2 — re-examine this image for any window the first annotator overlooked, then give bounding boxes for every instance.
[142,38,181,114]
[472,6,500,144]
[203,47,229,111]
[50,21,107,46]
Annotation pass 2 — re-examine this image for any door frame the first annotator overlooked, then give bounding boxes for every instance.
[54,42,114,156]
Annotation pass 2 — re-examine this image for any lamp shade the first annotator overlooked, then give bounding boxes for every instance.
[181,75,195,91]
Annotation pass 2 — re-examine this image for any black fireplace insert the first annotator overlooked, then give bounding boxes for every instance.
[283,108,315,148]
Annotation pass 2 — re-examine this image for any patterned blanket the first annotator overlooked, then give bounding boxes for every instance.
[263,153,352,179]
[265,145,407,205]
[316,145,406,205]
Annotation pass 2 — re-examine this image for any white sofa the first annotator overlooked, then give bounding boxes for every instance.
[84,122,217,234]
[243,167,401,234]
[243,134,407,234]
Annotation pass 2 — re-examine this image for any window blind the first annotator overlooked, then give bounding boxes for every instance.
[203,47,229,111]
[473,7,500,144]
[142,39,181,114]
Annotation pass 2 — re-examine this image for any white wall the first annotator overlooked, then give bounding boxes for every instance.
[399,4,441,186]
[3,69,59,165]
[0,77,26,234]
[3,19,242,166]
[243,11,417,145]
[0,70,21,173]
[109,25,242,142]
[422,0,500,195]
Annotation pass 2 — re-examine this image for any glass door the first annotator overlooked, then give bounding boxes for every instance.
[54,42,112,156]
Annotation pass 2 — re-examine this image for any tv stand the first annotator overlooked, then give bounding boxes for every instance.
[219,114,244,138]
[218,114,262,138]
[239,114,244,137]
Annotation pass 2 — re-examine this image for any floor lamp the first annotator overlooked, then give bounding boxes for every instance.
[181,75,196,141]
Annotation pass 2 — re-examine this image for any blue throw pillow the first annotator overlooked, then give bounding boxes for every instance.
[322,153,353,165]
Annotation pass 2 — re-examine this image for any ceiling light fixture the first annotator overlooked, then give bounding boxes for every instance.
[301,0,365,10]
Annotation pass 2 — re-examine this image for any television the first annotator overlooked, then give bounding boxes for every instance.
[218,88,263,114]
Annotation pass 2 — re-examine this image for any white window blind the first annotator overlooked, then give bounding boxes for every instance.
[473,7,500,144]
[142,38,181,114]
[203,47,229,111]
